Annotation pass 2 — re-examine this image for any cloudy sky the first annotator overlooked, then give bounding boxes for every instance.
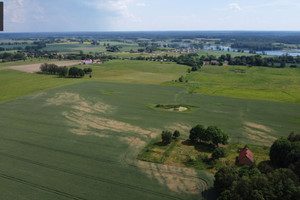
[3,0,300,32]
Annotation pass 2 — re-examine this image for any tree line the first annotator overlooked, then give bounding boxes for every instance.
[40,63,92,78]
[133,52,300,69]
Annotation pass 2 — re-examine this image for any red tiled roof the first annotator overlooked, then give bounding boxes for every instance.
[238,148,254,162]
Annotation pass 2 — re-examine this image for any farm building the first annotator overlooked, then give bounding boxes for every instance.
[93,59,101,64]
[238,148,254,166]
[82,59,93,65]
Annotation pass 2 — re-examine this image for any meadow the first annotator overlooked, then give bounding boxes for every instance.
[169,64,300,104]
[0,58,300,199]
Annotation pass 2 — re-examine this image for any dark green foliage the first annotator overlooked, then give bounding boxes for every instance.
[83,68,93,74]
[173,130,180,138]
[206,126,229,147]
[216,133,300,200]
[270,138,292,167]
[212,148,226,160]
[0,52,26,62]
[215,166,300,200]
[69,67,85,78]
[288,131,300,142]
[214,166,239,193]
[58,66,69,77]
[189,125,228,147]
[40,63,59,74]
[178,75,184,82]
[106,45,121,52]
[189,124,207,143]
[257,160,274,174]
[161,130,172,145]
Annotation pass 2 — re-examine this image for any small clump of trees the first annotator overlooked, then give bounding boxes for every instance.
[161,130,181,145]
[40,63,91,78]
[189,124,229,147]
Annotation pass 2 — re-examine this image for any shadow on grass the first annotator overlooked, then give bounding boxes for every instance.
[153,142,168,147]
[202,187,218,200]
[182,140,215,153]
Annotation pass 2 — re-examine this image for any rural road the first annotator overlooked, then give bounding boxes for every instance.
[5,61,81,73]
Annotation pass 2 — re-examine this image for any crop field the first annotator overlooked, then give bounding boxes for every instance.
[0,58,300,199]
[0,80,300,199]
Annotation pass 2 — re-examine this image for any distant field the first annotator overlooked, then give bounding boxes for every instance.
[1,60,300,104]
[0,81,299,199]
[0,60,188,103]
[0,58,61,67]
[168,65,300,104]
[43,41,139,53]
[0,69,84,103]
[5,61,80,73]
[197,49,258,57]
[87,60,189,84]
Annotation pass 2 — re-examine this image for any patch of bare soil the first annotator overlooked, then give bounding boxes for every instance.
[244,121,273,133]
[46,92,159,142]
[243,122,276,145]
[137,161,207,194]
[5,61,80,73]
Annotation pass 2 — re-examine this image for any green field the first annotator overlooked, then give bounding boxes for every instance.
[0,81,300,199]
[169,65,300,104]
[0,58,300,199]
[0,60,188,103]
[43,41,140,53]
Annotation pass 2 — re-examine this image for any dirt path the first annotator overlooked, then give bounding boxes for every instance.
[5,61,80,73]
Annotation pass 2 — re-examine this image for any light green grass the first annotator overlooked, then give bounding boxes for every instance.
[167,65,300,104]
[0,58,61,67]
[0,69,84,103]
[86,60,189,84]
[0,60,188,103]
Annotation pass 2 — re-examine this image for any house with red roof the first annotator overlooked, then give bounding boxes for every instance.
[238,148,254,166]
[82,59,93,65]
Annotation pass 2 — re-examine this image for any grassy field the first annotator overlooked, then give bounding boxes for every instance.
[0,60,188,103]
[0,69,84,103]
[0,58,62,67]
[168,65,300,104]
[87,60,188,84]
[138,138,270,174]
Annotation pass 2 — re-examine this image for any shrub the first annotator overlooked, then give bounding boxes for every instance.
[161,130,172,145]
[173,130,180,138]
[212,148,226,160]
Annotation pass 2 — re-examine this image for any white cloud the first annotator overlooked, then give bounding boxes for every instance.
[136,2,146,7]
[267,0,300,8]
[5,0,44,23]
[85,0,141,24]
[229,3,242,12]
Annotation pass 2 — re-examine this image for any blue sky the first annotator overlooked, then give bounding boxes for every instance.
[3,0,300,32]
